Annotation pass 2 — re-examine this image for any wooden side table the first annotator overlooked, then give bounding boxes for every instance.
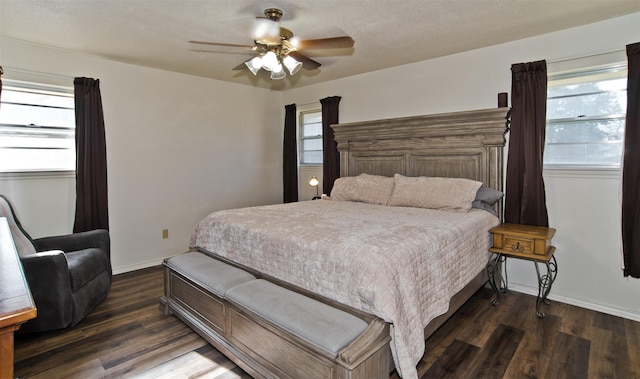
[486,223,557,318]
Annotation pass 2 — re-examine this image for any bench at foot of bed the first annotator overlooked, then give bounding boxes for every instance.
[160,251,393,379]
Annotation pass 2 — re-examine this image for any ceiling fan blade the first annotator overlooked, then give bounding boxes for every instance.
[233,61,248,71]
[188,40,253,49]
[289,52,321,70]
[296,36,354,50]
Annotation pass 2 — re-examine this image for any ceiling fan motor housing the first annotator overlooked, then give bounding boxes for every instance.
[264,8,283,21]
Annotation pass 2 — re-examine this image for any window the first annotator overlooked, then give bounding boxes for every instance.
[0,80,75,172]
[299,110,322,165]
[545,64,627,168]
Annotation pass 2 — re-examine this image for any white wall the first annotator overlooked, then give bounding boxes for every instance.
[283,13,640,320]
[0,38,284,273]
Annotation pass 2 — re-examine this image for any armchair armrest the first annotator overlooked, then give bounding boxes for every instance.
[21,250,71,289]
[33,229,110,261]
[19,251,74,332]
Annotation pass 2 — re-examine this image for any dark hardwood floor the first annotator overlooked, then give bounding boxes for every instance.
[14,266,640,379]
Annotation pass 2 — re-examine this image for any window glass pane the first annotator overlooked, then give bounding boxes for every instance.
[545,67,626,167]
[303,151,323,164]
[303,138,322,151]
[545,142,623,166]
[302,122,322,137]
[2,89,74,108]
[0,81,75,172]
[547,79,627,119]
[547,77,626,98]
[303,112,322,124]
[0,148,75,171]
[547,119,625,143]
[299,110,322,165]
[0,102,75,128]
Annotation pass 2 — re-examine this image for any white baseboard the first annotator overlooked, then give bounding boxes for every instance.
[112,258,166,275]
[509,283,640,323]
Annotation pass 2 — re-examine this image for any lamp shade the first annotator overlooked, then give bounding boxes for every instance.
[270,64,286,80]
[309,176,319,187]
[283,55,302,75]
[261,51,278,71]
[245,56,263,75]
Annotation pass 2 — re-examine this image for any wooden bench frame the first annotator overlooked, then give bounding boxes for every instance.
[160,252,393,379]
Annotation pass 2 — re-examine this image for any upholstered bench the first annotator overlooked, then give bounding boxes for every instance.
[161,251,392,379]
[164,251,256,297]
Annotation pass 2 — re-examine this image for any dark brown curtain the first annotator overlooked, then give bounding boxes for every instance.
[504,60,549,227]
[283,103,298,203]
[622,42,640,278]
[321,96,341,195]
[73,77,109,232]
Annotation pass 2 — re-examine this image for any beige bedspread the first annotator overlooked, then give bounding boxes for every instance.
[190,199,498,379]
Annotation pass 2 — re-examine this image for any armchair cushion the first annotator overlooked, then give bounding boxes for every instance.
[66,248,111,291]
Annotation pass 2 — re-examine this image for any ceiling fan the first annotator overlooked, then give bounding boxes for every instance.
[188,8,355,80]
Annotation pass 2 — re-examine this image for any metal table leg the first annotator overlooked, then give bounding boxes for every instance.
[534,255,558,318]
[486,253,507,306]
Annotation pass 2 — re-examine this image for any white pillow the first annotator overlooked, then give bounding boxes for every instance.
[388,174,483,212]
[330,173,395,205]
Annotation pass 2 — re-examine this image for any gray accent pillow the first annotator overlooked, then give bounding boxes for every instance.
[475,187,504,204]
[472,187,504,215]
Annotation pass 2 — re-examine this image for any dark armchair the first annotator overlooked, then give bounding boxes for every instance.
[0,195,112,333]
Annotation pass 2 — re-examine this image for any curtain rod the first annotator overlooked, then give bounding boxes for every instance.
[547,49,626,64]
[2,66,75,81]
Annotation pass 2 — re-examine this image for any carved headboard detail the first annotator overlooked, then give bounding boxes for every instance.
[331,107,510,192]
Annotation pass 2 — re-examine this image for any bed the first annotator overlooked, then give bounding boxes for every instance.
[165,106,510,379]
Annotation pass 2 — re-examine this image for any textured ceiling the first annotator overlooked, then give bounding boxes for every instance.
[1,0,639,90]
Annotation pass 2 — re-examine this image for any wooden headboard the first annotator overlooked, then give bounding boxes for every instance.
[331,107,510,192]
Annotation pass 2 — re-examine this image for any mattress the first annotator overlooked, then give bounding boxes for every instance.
[190,199,499,379]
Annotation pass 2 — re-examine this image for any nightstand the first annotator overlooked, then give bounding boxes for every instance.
[486,223,557,318]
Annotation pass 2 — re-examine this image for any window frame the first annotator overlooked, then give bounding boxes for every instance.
[0,79,76,175]
[298,108,323,166]
[544,63,627,171]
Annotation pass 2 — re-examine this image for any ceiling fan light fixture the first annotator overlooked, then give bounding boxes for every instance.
[270,65,287,80]
[283,55,302,75]
[245,56,263,75]
[261,51,278,71]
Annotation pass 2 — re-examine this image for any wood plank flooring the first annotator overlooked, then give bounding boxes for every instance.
[13,266,640,379]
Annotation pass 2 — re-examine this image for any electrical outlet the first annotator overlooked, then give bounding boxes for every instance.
[162,229,169,239]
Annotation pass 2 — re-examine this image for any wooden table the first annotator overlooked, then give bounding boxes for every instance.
[0,217,37,379]
[486,223,557,318]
